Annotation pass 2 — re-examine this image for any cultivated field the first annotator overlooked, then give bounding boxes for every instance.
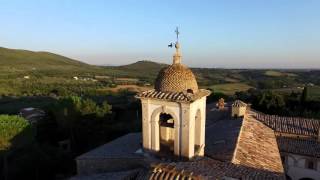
[100,85,152,93]
[208,83,253,95]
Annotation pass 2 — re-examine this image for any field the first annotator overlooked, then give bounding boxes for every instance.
[309,86,320,100]
[264,70,297,77]
[272,86,320,100]
[99,85,152,93]
[208,83,253,95]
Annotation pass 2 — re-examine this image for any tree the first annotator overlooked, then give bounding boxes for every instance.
[97,101,112,117]
[300,86,309,104]
[0,115,34,151]
[0,115,34,180]
[254,91,286,114]
[50,96,112,152]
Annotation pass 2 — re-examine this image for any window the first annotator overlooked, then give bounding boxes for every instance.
[306,160,315,170]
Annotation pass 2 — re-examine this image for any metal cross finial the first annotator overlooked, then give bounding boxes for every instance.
[175,27,180,41]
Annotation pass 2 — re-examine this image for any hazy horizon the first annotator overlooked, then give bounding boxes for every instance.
[1,0,319,68]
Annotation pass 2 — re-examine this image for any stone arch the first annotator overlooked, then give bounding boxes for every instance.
[150,106,178,124]
[194,109,202,155]
[150,106,178,153]
[297,157,308,162]
[158,113,175,153]
[287,154,297,161]
[286,154,298,166]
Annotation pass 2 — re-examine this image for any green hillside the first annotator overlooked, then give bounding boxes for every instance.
[120,60,167,70]
[0,47,105,77]
[0,47,87,66]
[0,47,113,95]
[118,60,167,77]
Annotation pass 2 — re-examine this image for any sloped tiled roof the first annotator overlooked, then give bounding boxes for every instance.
[135,89,210,102]
[253,111,320,158]
[148,164,201,180]
[254,113,320,137]
[232,111,284,174]
[149,157,285,180]
[204,110,284,177]
[277,136,320,157]
[232,100,247,107]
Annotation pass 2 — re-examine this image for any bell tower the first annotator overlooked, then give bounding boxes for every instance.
[136,28,211,159]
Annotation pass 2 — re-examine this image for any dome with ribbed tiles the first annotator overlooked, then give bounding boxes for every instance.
[155,63,198,93]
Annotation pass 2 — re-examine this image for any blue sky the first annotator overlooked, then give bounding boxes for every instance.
[0,0,319,68]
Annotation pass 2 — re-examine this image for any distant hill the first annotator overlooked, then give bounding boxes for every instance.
[103,60,168,81]
[120,60,167,70]
[1,46,319,92]
[119,60,167,75]
[0,47,104,77]
[104,60,320,89]
[0,47,88,66]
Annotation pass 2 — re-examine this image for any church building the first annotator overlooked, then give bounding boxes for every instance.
[72,30,320,180]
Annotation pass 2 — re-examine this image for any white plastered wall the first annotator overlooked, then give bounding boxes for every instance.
[141,99,181,155]
[285,153,320,180]
[232,106,246,117]
[140,96,207,158]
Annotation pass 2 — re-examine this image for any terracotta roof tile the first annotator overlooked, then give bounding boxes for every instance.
[232,100,247,107]
[254,112,320,137]
[135,89,211,102]
[155,63,198,93]
[232,112,284,174]
[149,157,285,180]
[277,136,320,157]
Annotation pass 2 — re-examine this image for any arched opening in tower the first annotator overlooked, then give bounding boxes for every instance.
[159,113,175,154]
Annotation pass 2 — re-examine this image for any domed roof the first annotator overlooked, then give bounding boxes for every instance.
[155,63,198,93]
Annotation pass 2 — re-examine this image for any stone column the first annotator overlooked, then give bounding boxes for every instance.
[151,117,160,151]
[180,103,194,158]
[198,97,206,156]
[174,113,180,156]
[141,100,151,150]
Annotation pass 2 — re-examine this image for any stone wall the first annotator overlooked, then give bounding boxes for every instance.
[284,153,320,180]
[232,106,246,118]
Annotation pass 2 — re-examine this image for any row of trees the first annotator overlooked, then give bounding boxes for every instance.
[0,77,116,97]
[0,76,151,97]
[234,87,320,119]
